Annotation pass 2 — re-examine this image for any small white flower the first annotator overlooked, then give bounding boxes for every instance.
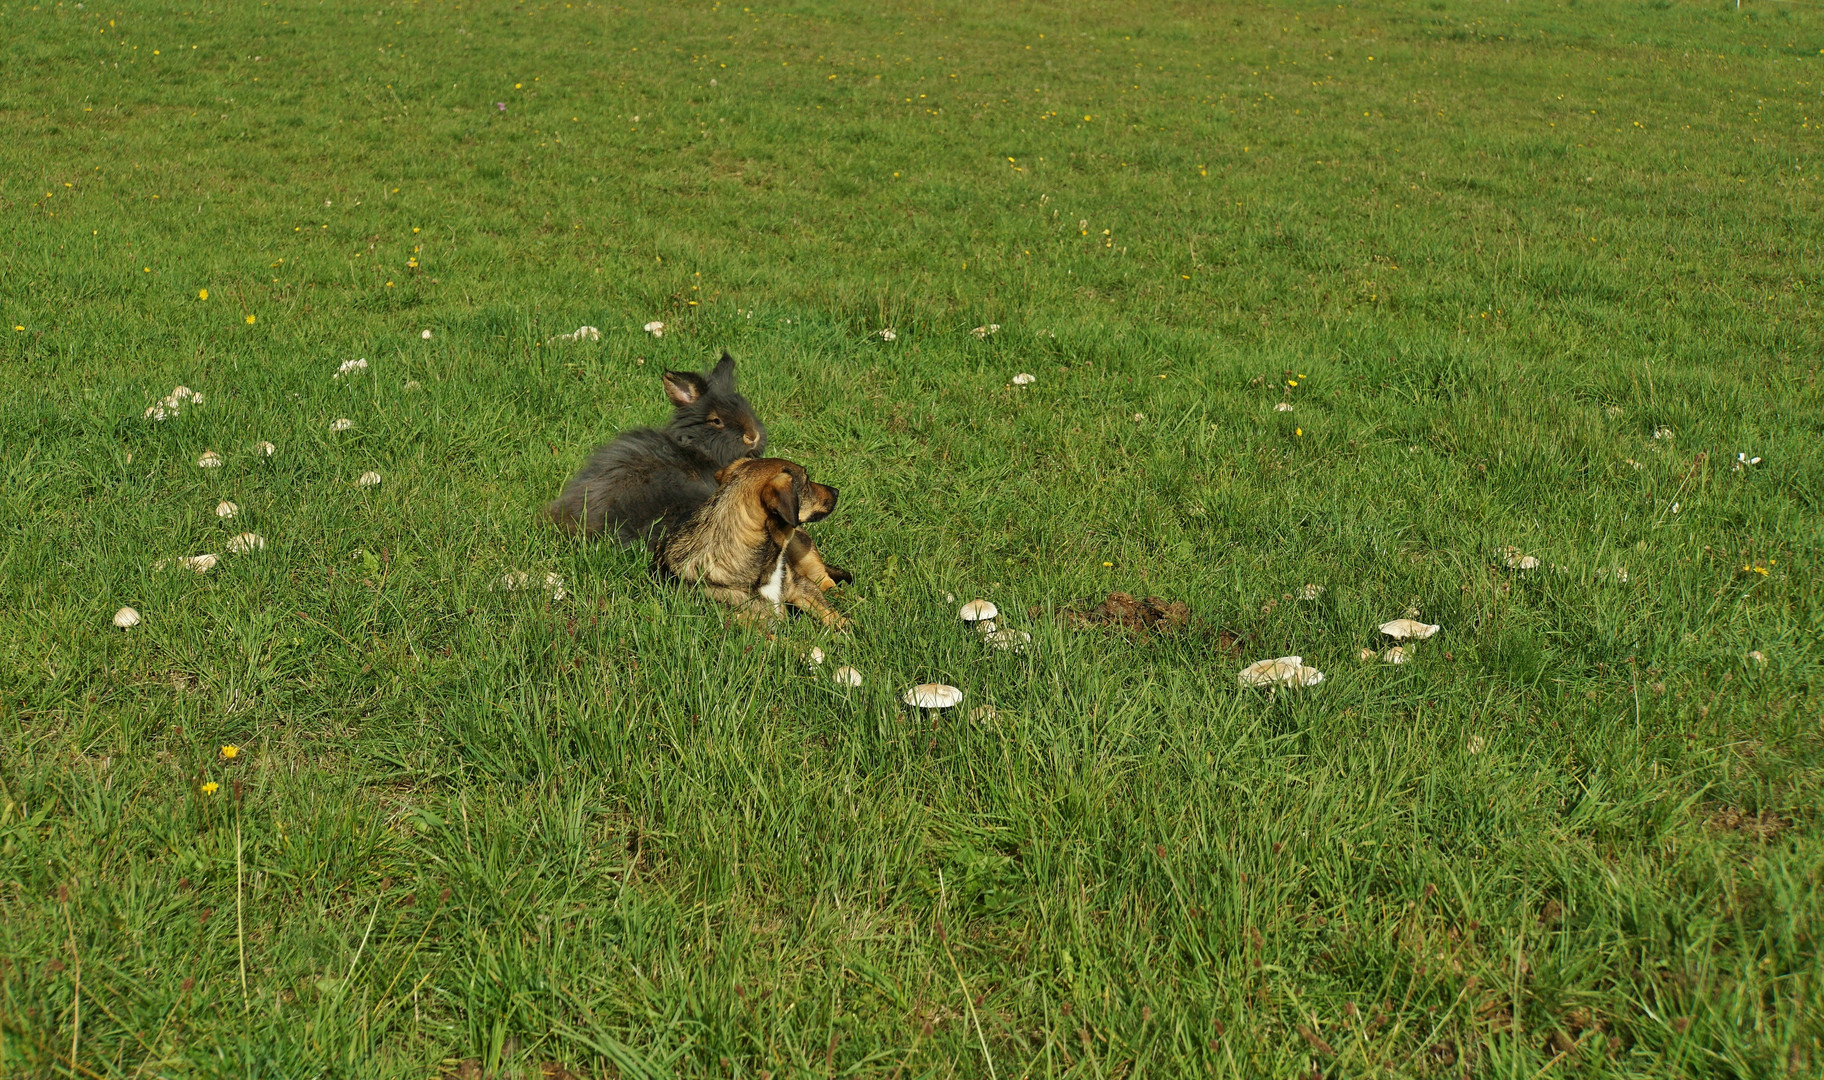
[544,572,567,601]
[1300,584,1325,601]
[1275,402,1293,412]
[1747,650,1767,666]
[357,470,382,487]
[1012,372,1036,386]
[226,532,266,554]
[113,606,141,630]
[421,329,434,340]
[256,441,277,456]
[1238,656,1323,688]
[878,328,897,341]
[196,451,224,469]
[832,665,863,687]
[970,324,1001,339]
[333,357,368,379]
[1466,735,1486,755]
[330,418,353,432]
[215,500,238,518]
[643,320,665,337]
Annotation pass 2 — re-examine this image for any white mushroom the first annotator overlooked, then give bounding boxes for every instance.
[832,665,863,687]
[357,471,382,487]
[1358,647,1378,661]
[1748,650,1767,666]
[807,646,826,666]
[403,380,423,392]
[903,683,964,709]
[1502,547,1540,570]
[113,606,141,630]
[1379,619,1440,640]
[544,572,566,601]
[643,320,665,337]
[1237,656,1324,688]
[421,329,434,340]
[959,599,999,624]
[984,628,1032,652]
[333,357,368,379]
[1300,584,1325,600]
[1012,372,1036,386]
[196,451,223,469]
[878,328,897,341]
[226,532,265,554]
[330,418,353,432]
[256,441,277,456]
[215,500,238,519]
[175,554,218,573]
[1380,646,1409,665]
[969,705,998,722]
[498,571,530,591]
[1275,402,1294,412]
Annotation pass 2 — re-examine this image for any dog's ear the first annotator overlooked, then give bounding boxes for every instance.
[708,352,737,393]
[760,470,799,527]
[662,370,707,407]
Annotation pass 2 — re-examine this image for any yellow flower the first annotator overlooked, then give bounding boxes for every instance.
[221,745,239,759]
[245,315,257,324]
[198,288,208,300]
[201,782,219,795]
[11,326,22,332]
[1103,561,1113,567]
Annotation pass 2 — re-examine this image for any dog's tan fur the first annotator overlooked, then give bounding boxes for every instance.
[656,458,849,628]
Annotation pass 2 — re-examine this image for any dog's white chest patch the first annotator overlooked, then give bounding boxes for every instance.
[758,548,788,611]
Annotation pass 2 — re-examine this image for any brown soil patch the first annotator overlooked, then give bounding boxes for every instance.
[1059,592,1191,633]
[1708,806,1788,841]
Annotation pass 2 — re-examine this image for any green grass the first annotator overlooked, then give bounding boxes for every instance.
[3,0,1822,1075]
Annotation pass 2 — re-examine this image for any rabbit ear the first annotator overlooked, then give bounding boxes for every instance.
[760,470,799,527]
[662,370,707,407]
[708,352,737,392]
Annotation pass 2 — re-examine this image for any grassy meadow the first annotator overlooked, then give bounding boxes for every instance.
[3,0,1823,1075]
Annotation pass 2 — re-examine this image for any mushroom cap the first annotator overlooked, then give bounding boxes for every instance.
[113,606,141,629]
[903,683,964,709]
[1012,372,1036,386]
[1379,618,1439,640]
[959,599,999,622]
[196,451,223,468]
[226,532,265,554]
[832,666,863,687]
[1381,646,1409,665]
[216,501,238,518]
[1237,656,1324,688]
[177,553,218,573]
[808,646,826,666]
[257,441,277,456]
[984,628,1033,652]
[358,471,383,487]
[974,620,998,634]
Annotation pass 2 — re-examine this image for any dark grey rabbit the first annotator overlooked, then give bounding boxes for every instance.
[546,352,766,545]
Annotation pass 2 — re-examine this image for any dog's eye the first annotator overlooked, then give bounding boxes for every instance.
[707,415,725,429]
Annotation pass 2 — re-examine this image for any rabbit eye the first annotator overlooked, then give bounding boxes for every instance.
[707,415,725,429]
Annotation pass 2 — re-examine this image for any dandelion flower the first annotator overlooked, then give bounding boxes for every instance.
[198,288,208,300]
[257,441,277,456]
[1012,372,1036,386]
[220,745,239,759]
[330,418,352,432]
[334,357,368,379]
[357,471,382,487]
[245,315,257,325]
[197,451,224,469]
[226,532,265,554]
[215,501,238,519]
[200,782,219,795]
[643,321,665,337]
[113,606,141,629]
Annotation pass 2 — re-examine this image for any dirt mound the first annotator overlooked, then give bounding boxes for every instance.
[1060,592,1191,633]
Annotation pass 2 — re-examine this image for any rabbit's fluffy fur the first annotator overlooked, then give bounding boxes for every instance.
[546,353,766,545]
[656,458,851,628]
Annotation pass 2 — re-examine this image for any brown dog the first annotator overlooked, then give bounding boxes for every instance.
[656,458,852,628]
